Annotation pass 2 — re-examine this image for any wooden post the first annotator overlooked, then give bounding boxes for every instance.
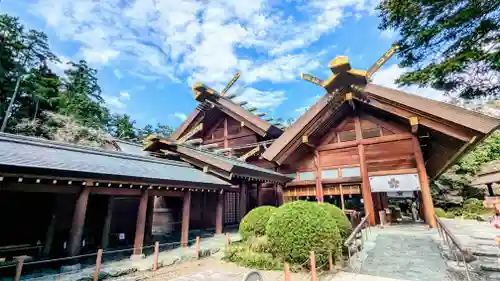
[101,196,114,250]
[216,191,224,234]
[358,144,375,225]
[240,183,248,219]
[276,184,284,206]
[68,186,90,256]
[43,214,56,257]
[314,151,324,203]
[329,251,334,271]
[284,263,291,281]
[310,251,317,281]
[153,242,159,271]
[181,191,192,247]
[340,184,345,210]
[412,137,437,228]
[13,257,24,281]
[226,232,230,249]
[195,236,200,260]
[145,196,155,245]
[93,249,103,281]
[133,190,149,256]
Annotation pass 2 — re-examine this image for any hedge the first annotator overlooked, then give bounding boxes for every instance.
[239,206,277,240]
[265,201,342,265]
[318,203,352,240]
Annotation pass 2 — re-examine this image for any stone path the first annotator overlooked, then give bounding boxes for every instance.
[354,224,448,281]
[441,218,500,280]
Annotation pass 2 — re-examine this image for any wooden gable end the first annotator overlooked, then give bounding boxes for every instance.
[201,114,258,149]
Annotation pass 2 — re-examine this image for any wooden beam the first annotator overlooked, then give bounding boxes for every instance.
[368,168,418,176]
[178,123,203,143]
[412,136,436,228]
[68,187,90,256]
[317,133,413,151]
[314,151,324,202]
[354,116,362,140]
[433,136,477,179]
[0,183,79,194]
[91,188,141,196]
[215,191,224,234]
[181,191,191,247]
[133,190,149,255]
[358,144,375,225]
[239,145,260,161]
[409,116,419,134]
[361,97,473,142]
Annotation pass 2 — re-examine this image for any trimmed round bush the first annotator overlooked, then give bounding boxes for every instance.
[265,201,342,265]
[463,198,484,214]
[318,203,352,240]
[239,206,277,240]
[435,207,447,218]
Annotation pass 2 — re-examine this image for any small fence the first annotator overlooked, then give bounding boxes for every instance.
[434,215,471,281]
[1,232,234,281]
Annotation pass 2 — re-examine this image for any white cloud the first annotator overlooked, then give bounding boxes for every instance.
[372,64,445,101]
[113,69,124,79]
[48,55,72,76]
[103,91,132,112]
[33,0,380,99]
[173,112,188,121]
[293,94,322,116]
[119,91,130,100]
[232,88,287,110]
[380,29,397,40]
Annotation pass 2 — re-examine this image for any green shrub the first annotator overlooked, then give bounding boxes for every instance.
[463,198,484,214]
[223,243,282,270]
[446,213,455,219]
[265,201,342,266]
[435,207,447,218]
[462,212,485,221]
[248,235,271,253]
[318,203,352,240]
[239,206,277,240]
[448,207,463,217]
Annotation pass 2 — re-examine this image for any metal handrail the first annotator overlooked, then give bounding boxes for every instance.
[434,215,471,281]
[345,213,370,246]
[344,213,370,272]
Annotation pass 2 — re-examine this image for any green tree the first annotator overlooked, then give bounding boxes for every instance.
[0,14,58,131]
[108,114,137,139]
[378,0,500,99]
[58,60,109,129]
[153,123,173,138]
[137,124,154,140]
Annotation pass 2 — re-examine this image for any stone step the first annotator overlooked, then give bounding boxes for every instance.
[480,262,500,272]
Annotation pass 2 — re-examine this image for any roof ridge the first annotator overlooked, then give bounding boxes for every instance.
[0,133,192,168]
[369,83,500,121]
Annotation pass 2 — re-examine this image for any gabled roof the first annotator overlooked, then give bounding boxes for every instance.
[0,133,230,188]
[262,84,500,179]
[144,136,293,183]
[172,95,283,141]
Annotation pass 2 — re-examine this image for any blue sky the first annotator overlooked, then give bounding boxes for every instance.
[0,0,443,129]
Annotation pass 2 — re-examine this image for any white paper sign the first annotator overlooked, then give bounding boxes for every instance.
[369,174,421,192]
[119,233,125,240]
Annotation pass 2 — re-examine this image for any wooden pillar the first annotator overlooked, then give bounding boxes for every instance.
[358,144,375,225]
[340,184,345,210]
[412,137,436,228]
[240,182,248,219]
[487,183,495,196]
[145,196,155,245]
[257,182,263,206]
[276,184,284,206]
[42,214,56,257]
[101,196,114,250]
[68,186,90,256]
[216,191,224,234]
[133,190,149,255]
[314,151,324,202]
[181,191,191,247]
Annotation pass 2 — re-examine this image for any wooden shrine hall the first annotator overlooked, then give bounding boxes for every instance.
[0,133,243,261]
[166,52,500,229]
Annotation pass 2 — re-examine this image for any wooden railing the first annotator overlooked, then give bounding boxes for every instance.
[434,215,471,281]
[344,213,370,271]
